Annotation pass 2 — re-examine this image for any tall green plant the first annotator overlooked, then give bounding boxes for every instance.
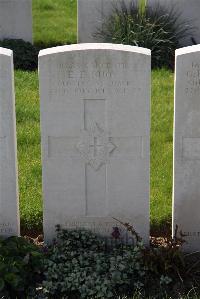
[96,0,193,68]
[138,0,147,17]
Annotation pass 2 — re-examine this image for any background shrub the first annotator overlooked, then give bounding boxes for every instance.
[0,39,38,71]
[0,236,44,298]
[96,0,194,68]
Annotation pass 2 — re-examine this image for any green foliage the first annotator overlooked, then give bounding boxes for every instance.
[0,228,198,299]
[0,236,44,298]
[41,225,200,298]
[144,238,186,290]
[0,39,38,71]
[97,0,193,68]
[42,226,147,298]
[138,0,147,17]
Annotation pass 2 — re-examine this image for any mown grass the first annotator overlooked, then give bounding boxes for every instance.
[151,69,174,235]
[17,0,174,236]
[32,0,77,46]
[15,71,42,234]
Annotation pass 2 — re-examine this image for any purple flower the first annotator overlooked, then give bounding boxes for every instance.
[112,227,121,239]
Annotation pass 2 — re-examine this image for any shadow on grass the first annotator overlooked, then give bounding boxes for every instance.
[151,217,172,237]
[20,212,43,238]
[34,40,75,51]
[0,38,76,72]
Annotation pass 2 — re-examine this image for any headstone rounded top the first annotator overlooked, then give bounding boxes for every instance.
[39,43,151,58]
[0,47,12,57]
[176,45,200,57]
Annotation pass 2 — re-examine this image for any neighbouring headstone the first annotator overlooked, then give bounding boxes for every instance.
[77,0,131,43]
[0,0,32,43]
[0,48,19,237]
[173,45,200,251]
[39,43,151,244]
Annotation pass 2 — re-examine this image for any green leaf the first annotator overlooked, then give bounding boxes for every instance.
[0,278,5,291]
[4,273,21,288]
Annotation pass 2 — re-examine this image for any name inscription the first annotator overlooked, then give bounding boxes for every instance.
[0,222,14,234]
[185,62,200,95]
[64,220,121,234]
[183,231,200,237]
[48,59,141,99]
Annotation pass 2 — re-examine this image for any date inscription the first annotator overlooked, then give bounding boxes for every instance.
[48,59,141,99]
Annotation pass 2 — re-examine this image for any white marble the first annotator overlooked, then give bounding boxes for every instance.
[39,43,151,244]
[0,0,32,43]
[0,47,19,237]
[173,44,200,252]
[77,0,131,43]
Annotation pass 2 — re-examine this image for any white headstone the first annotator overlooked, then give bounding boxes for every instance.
[39,44,151,244]
[0,47,19,237]
[77,0,131,43]
[0,0,32,43]
[173,45,200,251]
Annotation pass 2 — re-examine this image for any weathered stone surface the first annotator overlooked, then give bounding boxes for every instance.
[173,45,200,251]
[39,44,151,244]
[0,48,19,237]
[77,0,131,43]
[0,0,32,43]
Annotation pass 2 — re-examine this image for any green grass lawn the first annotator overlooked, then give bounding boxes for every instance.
[15,70,41,234]
[151,69,174,235]
[33,0,77,46]
[16,0,174,236]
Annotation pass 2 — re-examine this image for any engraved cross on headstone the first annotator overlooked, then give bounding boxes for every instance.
[77,121,117,171]
[48,99,143,217]
[90,136,102,157]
